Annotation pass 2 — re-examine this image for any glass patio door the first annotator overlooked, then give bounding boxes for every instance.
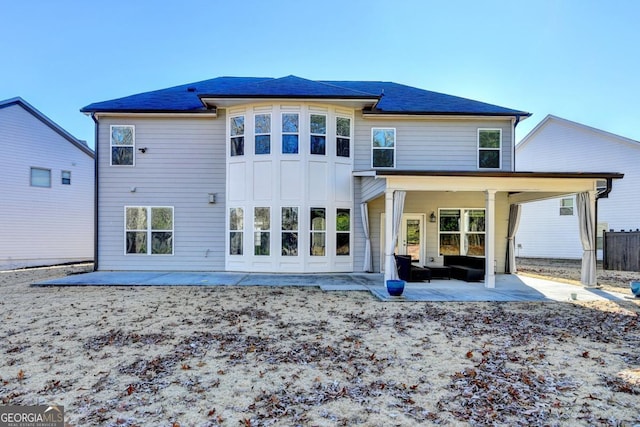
[398,214,425,264]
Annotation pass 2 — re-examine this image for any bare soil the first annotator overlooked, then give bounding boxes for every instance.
[1,263,639,426]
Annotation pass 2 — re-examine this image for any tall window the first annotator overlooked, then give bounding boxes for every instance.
[310,207,326,256]
[336,117,351,157]
[61,170,71,185]
[125,207,173,255]
[111,125,135,166]
[254,207,270,255]
[282,113,299,154]
[372,128,395,168]
[478,129,501,169]
[30,167,51,187]
[336,208,350,255]
[229,208,244,255]
[255,114,271,155]
[230,116,245,156]
[439,208,485,256]
[560,197,574,216]
[310,114,326,155]
[281,207,298,256]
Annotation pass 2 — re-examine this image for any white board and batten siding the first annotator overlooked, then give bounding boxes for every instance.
[0,100,94,269]
[97,115,227,271]
[516,115,639,259]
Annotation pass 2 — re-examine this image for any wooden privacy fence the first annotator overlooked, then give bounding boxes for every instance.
[603,230,640,271]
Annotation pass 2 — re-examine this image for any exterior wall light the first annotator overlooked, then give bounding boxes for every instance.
[429,211,437,222]
[208,193,216,204]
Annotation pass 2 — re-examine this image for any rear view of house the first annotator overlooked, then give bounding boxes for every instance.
[0,97,94,269]
[82,76,620,287]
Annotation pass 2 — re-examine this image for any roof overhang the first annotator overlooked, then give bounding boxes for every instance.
[85,111,218,119]
[199,96,378,110]
[366,170,624,203]
[361,112,531,121]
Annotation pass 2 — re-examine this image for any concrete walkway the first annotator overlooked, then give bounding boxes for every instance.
[34,271,633,303]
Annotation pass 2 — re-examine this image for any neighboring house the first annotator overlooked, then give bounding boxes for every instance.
[516,114,637,260]
[0,97,95,269]
[81,76,621,287]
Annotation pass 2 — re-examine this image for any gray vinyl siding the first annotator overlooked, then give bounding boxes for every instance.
[97,114,226,271]
[0,103,94,269]
[353,112,514,171]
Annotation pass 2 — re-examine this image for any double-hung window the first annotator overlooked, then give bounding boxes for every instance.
[336,117,351,157]
[230,116,245,157]
[372,128,395,168]
[229,208,244,255]
[478,129,501,169]
[254,207,270,255]
[310,207,326,256]
[282,113,299,154]
[560,197,574,215]
[125,207,174,255]
[281,207,298,256]
[310,114,326,155]
[336,208,350,255]
[111,125,135,166]
[61,170,71,185]
[255,114,271,155]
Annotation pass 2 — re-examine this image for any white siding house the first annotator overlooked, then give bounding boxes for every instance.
[516,115,636,259]
[0,98,95,269]
[82,76,620,286]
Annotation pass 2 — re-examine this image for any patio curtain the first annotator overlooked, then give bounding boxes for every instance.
[385,190,406,280]
[360,202,372,272]
[577,192,597,286]
[505,204,522,274]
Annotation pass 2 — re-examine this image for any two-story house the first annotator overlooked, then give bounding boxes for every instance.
[81,76,621,287]
[1,97,95,269]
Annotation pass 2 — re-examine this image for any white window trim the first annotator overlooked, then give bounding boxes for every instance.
[281,112,300,155]
[281,206,300,257]
[477,128,502,170]
[110,125,135,167]
[438,208,486,256]
[371,127,396,168]
[310,206,327,257]
[254,206,271,256]
[336,207,351,256]
[228,206,244,256]
[30,167,51,188]
[124,206,174,256]
[229,115,245,157]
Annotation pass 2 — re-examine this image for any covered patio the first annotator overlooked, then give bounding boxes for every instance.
[359,171,623,288]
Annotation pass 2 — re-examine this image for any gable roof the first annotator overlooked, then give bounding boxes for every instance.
[1,97,95,158]
[81,75,530,118]
[517,114,640,152]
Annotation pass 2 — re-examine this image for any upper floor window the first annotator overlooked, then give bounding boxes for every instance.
[310,114,326,155]
[255,114,271,155]
[125,206,174,255]
[230,116,245,156]
[282,113,299,154]
[372,128,395,168]
[478,129,501,169]
[61,170,71,185]
[336,117,351,158]
[30,167,51,187]
[111,125,135,166]
[560,197,574,216]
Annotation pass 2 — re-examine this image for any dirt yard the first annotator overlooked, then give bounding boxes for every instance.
[1,263,639,426]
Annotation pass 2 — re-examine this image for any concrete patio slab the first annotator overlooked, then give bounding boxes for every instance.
[33,271,633,303]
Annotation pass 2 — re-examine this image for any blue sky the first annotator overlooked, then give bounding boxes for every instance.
[1,0,638,150]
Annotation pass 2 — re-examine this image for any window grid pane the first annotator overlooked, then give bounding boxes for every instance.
[111,126,134,166]
[125,207,173,255]
[281,207,298,256]
[372,128,395,167]
[229,207,244,255]
[310,114,326,155]
[282,113,299,154]
[336,208,350,256]
[255,114,271,155]
[254,207,270,256]
[310,207,326,256]
[230,116,245,157]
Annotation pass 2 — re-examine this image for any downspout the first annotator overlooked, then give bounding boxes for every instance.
[594,177,613,266]
[91,113,99,271]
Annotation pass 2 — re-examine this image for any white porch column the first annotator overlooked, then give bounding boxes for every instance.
[384,190,394,281]
[485,190,497,288]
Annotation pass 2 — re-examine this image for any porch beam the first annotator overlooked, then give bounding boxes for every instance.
[485,190,497,288]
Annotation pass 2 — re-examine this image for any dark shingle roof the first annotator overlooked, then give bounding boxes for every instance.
[81,75,529,117]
